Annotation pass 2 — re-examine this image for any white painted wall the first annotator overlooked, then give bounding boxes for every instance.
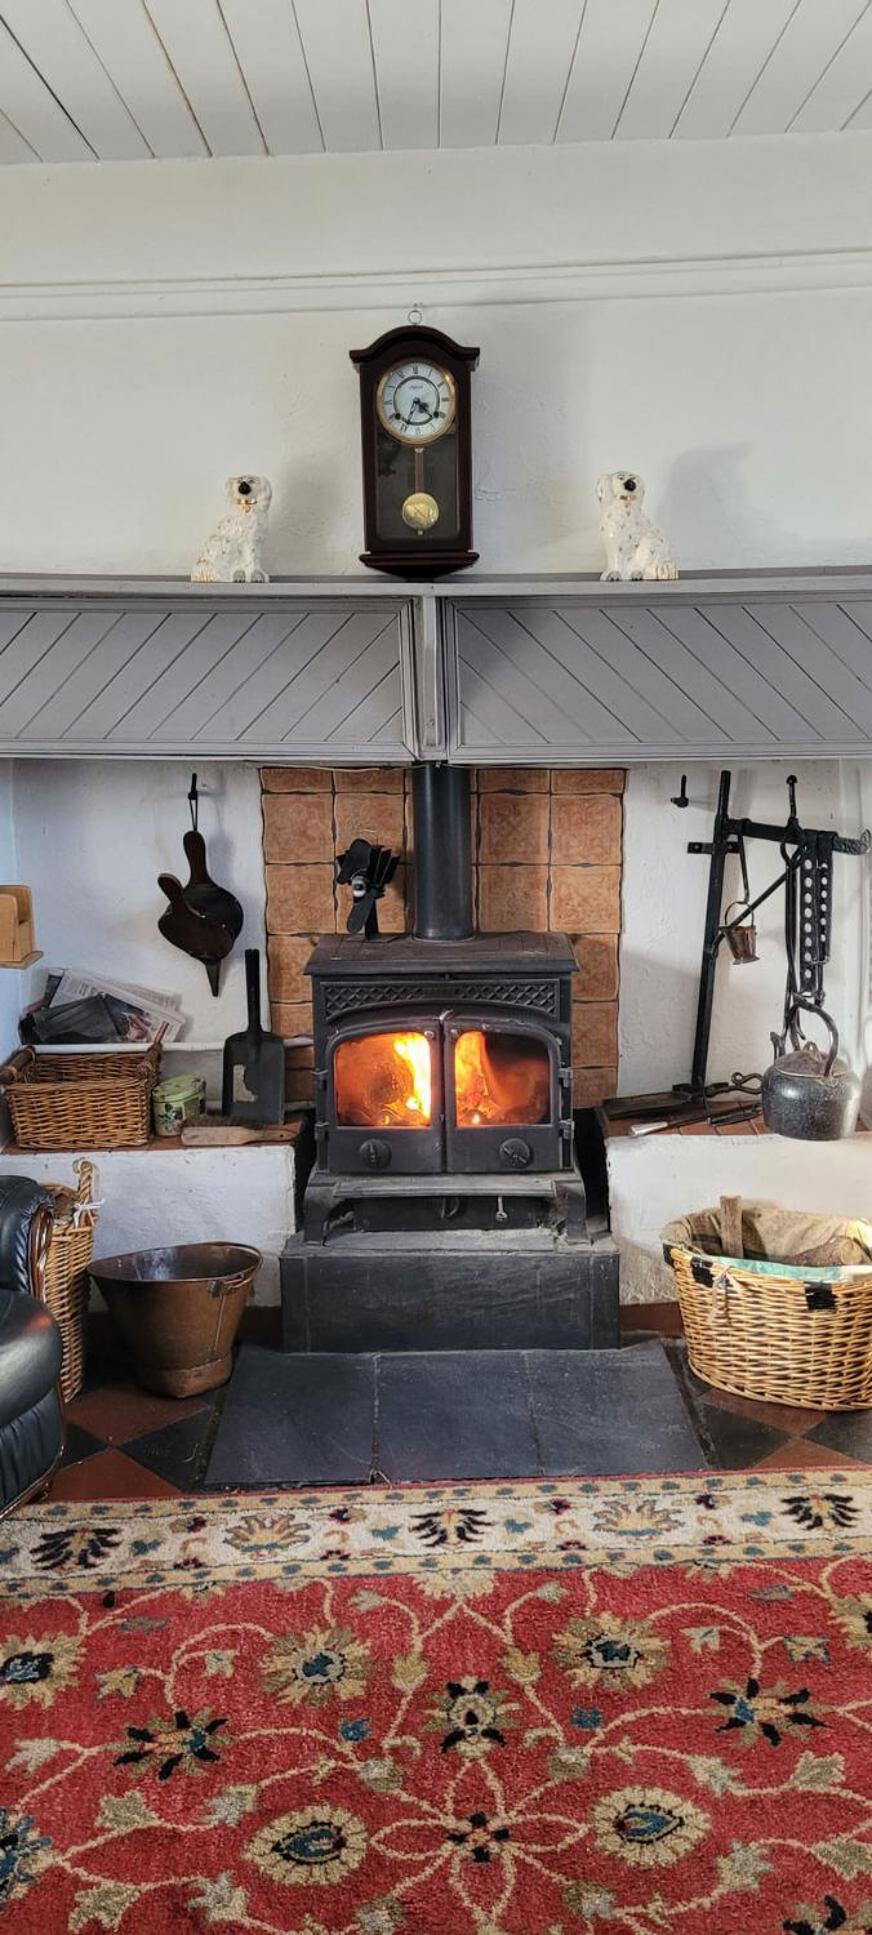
[11,759,266,1050]
[0,137,870,576]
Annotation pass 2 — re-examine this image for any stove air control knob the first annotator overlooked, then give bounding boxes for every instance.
[499,1136,532,1170]
[360,1138,391,1171]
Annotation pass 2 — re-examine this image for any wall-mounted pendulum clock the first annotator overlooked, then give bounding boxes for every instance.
[350,324,479,578]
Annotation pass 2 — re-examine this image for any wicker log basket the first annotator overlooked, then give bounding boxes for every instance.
[663,1197,872,1411]
[41,1158,99,1403]
[0,1044,160,1151]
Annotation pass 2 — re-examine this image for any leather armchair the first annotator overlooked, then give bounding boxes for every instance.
[0,1177,63,1516]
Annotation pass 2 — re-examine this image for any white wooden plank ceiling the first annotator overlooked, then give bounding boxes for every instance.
[0,0,870,163]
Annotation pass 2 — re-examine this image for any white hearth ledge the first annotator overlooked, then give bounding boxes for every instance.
[0,1146,294,1307]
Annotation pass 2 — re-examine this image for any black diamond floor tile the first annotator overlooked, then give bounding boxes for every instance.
[807,1409,872,1461]
[671,1345,787,1470]
[60,1422,106,1469]
[125,1400,223,1490]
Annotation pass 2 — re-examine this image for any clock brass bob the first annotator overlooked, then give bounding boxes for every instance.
[351,324,479,579]
[402,491,440,531]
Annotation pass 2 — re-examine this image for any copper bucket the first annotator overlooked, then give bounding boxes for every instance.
[723,901,758,964]
[91,1243,261,1397]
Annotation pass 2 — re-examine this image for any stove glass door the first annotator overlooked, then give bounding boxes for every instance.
[445,1016,562,1174]
[327,1016,443,1173]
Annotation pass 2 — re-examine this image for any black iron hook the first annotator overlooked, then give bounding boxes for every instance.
[671,774,689,809]
[188,772,199,833]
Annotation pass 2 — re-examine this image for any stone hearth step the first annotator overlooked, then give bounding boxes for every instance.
[204,1338,704,1488]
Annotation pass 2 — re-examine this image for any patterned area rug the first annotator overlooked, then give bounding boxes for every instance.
[3,1471,872,1934]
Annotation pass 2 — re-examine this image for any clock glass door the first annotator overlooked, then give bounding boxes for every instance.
[375,359,460,547]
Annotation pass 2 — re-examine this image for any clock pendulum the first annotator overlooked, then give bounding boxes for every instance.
[402,448,440,533]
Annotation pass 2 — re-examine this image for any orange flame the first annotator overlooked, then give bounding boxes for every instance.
[334,1030,432,1129]
[454,1029,550,1128]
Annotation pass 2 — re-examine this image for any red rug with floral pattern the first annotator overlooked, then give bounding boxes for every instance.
[3,1471,872,1934]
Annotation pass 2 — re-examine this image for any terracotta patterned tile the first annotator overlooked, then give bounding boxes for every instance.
[477,767,549,792]
[262,791,334,863]
[271,1000,312,1040]
[267,935,316,1005]
[552,768,625,794]
[571,1001,618,1067]
[570,934,620,1002]
[260,766,332,792]
[66,1381,209,1446]
[334,791,405,855]
[551,865,621,932]
[478,865,548,931]
[48,1447,181,1500]
[551,793,622,865]
[266,864,336,933]
[479,792,550,864]
[333,766,404,791]
[572,1064,618,1108]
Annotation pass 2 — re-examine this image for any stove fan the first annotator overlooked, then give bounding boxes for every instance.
[336,839,398,940]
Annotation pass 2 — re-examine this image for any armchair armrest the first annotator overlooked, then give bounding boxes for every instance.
[0,1177,54,1299]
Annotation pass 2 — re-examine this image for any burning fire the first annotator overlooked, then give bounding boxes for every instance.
[454,1029,550,1129]
[334,1030,432,1129]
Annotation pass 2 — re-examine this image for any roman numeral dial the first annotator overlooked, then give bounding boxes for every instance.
[376,361,456,445]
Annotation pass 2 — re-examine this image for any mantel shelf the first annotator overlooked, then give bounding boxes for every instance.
[0,570,869,765]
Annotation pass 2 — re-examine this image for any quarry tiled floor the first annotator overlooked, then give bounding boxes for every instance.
[48,1304,871,1503]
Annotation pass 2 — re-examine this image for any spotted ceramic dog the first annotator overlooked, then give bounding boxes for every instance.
[191,474,273,583]
[597,471,678,582]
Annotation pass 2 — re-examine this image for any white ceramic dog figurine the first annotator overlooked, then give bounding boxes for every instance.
[597,471,678,582]
[191,475,272,583]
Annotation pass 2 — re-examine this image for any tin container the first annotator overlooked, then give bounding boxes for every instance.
[152,1073,206,1139]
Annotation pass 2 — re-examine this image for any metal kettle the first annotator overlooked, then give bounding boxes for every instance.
[761,997,860,1141]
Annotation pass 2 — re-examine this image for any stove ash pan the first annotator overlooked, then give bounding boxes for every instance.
[307,933,575,1178]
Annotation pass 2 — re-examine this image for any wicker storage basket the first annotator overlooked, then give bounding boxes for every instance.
[663,1198,872,1411]
[0,1044,160,1151]
[42,1158,99,1403]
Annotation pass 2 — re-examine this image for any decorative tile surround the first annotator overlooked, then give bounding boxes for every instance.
[260,766,623,1107]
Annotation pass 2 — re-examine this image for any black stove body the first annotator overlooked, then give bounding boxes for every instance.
[281,766,619,1355]
[308,929,575,1181]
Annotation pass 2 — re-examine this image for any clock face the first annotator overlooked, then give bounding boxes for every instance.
[376,361,456,445]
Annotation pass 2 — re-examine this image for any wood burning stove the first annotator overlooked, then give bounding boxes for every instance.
[308,931,574,1177]
[281,765,619,1355]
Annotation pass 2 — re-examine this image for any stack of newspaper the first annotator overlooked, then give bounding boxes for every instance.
[23,969,184,1047]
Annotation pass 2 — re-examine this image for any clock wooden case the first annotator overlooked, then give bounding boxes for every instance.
[350,324,479,579]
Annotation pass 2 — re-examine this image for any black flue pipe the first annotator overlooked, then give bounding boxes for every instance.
[412,764,473,940]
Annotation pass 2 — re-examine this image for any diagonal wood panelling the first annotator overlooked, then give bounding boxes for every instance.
[0,598,414,758]
[0,0,871,162]
[448,593,872,761]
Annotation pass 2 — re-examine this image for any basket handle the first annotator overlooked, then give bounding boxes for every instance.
[0,1047,33,1086]
[73,1157,97,1207]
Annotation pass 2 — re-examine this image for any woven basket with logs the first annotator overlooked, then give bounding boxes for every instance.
[663,1195,872,1411]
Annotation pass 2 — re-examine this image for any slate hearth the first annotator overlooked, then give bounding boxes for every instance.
[204,1336,703,1488]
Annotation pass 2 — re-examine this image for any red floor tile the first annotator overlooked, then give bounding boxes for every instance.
[48,1448,181,1501]
[66,1381,208,1445]
[754,1438,867,1471]
[696,1383,826,1437]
